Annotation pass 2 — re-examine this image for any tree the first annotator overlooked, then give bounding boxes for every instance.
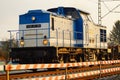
[108,20,120,46]
[0,39,18,62]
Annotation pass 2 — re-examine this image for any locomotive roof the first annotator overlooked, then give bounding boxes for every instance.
[21,7,90,17]
[20,10,52,17]
[78,9,90,15]
[47,7,90,15]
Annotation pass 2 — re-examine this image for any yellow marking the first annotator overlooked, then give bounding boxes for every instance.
[25,33,43,36]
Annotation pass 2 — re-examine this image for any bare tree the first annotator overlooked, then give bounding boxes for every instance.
[0,39,17,63]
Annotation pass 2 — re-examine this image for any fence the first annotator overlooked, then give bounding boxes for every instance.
[1,60,120,80]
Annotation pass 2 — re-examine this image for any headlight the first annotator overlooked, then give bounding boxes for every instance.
[31,16,36,21]
[20,40,24,47]
[43,39,48,45]
[20,37,24,47]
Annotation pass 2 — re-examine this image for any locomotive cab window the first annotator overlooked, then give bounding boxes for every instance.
[51,18,54,30]
[100,29,107,42]
[64,8,80,19]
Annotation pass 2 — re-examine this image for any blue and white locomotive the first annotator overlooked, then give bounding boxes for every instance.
[9,7,108,64]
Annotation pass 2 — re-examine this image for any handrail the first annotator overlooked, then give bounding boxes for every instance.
[8,28,83,47]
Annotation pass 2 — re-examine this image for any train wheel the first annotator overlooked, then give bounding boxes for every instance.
[58,55,64,63]
[63,54,70,63]
[88,51,97,61]
[93,53,97,61]
[76,54,83,62]
[79,57,83,62]
[84,53,89,61]
[60,58,64,63]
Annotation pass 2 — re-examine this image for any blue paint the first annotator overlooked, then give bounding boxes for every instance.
[19,10,50,24]
[57,7,65,16]
[73,17,83,47]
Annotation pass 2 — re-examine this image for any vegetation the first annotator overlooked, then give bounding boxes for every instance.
[108,20,120,46]
[0,39,17,63]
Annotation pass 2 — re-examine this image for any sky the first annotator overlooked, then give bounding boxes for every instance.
[0,0,120,41]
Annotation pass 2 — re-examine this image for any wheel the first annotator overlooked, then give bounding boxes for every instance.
[58,54,64,63]
[79,57,83,62]
[76,54,83,62]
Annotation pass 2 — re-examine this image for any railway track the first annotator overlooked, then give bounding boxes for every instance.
[0,62,120,80]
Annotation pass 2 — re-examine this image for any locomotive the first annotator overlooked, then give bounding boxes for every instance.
[9,7,110,64]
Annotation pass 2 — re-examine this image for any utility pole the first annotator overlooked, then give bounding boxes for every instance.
[98,0,102,25]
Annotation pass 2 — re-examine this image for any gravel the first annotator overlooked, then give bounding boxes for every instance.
[95,74,120,80]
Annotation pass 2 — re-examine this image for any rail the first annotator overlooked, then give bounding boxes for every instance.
[0,60,120,80]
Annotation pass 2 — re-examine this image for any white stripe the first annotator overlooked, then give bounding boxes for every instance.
[5,60,120,70]
[68,70,100,78]
[0,65,4,71]
[6,64,67,70]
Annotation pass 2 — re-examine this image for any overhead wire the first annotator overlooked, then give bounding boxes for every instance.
[102,2,110,11]
[84,0,120,22]
[101,4,120,18]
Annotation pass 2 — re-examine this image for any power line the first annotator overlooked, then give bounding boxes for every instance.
[101,4,120,19]
[102,2,110,11]
[113,11,120,13]
[98,0,120,25]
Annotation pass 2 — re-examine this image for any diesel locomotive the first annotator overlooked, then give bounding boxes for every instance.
[9,7,110,64]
